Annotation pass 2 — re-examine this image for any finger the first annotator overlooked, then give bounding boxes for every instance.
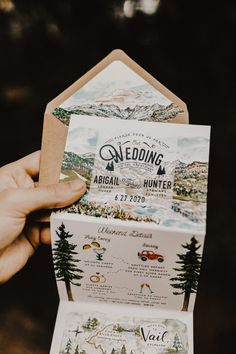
[15,150,40,177]
[40,223,51,245]
[0,234,34,284]
[2,178,86,215]
[25,221,51,247]
[23,220,41,250]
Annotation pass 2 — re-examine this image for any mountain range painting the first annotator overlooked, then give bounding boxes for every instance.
[59,116,210,233]
[53,61,184,125]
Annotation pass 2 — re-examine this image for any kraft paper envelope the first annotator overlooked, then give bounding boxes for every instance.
[39,49,188,189]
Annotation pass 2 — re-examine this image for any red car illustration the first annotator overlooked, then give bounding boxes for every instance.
[138,250,164,262]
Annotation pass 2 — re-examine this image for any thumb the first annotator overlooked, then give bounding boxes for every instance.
[2,178,86,216]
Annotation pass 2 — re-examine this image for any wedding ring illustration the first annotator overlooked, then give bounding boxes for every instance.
[91,241,100,248]
[90,272,106,283]
[83,244,91,250]
[83,241,101,250]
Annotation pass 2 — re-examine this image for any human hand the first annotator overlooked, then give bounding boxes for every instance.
[0,151,86,283]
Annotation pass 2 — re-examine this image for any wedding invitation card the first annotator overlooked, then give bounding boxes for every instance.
[38,50,209,354]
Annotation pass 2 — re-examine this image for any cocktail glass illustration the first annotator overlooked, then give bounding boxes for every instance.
[140,283,145,293]
[93,247,106,261]
[146,284,154,294]
[140,283,154,294]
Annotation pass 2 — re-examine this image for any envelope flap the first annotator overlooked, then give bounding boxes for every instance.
[45,49,188,117]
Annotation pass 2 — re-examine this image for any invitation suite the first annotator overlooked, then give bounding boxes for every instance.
[49,117,210,354]
[38,50,210,354]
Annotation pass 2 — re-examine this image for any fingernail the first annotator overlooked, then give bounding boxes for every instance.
[70,178,86,192]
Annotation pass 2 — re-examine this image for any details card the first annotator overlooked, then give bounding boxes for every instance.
[51,213,204,313]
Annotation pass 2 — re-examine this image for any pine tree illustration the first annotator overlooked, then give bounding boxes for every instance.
[53,222,84,301]
[106,161,114,171]
[157,165,166,175]
[120,344,127,354]
[90,318,99,329]
[172,333,183,352]
[170,236,202,311]
[111,349,116,354]
[83,317,91,330]
[65,338,72,354]
[83,317,99,330]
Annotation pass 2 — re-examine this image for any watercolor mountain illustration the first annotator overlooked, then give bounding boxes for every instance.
[53,101,183,126]
[61,151,208,204]
[61,151,95,183]
[59,111,209,232]
[53,61,184,125]
[173,160,208,203]
[59,150,208,231]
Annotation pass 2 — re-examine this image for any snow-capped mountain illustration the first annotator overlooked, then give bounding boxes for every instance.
[53,102,183,126]
[54,61,184,125]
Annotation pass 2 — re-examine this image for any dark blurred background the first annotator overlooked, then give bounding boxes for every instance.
[0,0,235,353]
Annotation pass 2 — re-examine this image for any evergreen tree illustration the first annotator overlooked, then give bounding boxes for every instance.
[170,236,202,311]
[83,317,99,330]
[111,349,116,354]
[157,165,165,175]
[120,344,127,354]
[106,161,114,171]
[90,318,99,329]
[53,222,84,301]
[172,333,183,352]
[65,338,72,354]
[82,317,91,330]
